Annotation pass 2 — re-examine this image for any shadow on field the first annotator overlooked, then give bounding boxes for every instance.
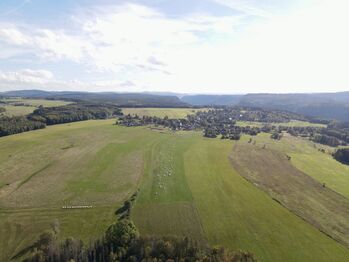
[11,245,34,260]
[115,191,138,220]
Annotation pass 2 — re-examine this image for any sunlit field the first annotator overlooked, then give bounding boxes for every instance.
[1,119,348,261]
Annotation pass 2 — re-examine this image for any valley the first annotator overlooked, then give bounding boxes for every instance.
[0,113,348,261]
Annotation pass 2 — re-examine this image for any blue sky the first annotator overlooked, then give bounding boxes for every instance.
[0,0,348,94]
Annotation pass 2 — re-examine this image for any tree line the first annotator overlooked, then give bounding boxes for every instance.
[0,116,46,137]
[23,221,256,262]
[28,104,122,125]
[333,148,349,165]
[21,192,256,262]
[0,103,122,137]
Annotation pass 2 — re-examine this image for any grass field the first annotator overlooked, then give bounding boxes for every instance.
[0,121,159,260]
[0,98,71,116]
[122,108,206,118]
[132,131,205,242]
[132,130,349,261]
[230,141,349,248]
[0,206,114,261]
[183,138,348,261]
[0,105,36,117]
[0,119,348,261]
[236,120,326,128]
[243,133,349,199]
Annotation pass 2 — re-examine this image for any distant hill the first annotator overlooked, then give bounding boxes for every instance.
[1,90,189,108]
[180,92,349,122]
[239,93,349,122]
[2,90,53,98]
[3,90,349,121]
[181,95,242,106]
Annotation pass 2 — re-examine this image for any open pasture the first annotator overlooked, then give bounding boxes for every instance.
[0,105,36,117]
[0,120,348,261]
[0,98,72,116]
[0,120,159,260]
[230,142,349,248]
[122,107,205,118]
[236,120,326,128]
[243,133,349,199]
[0,206,114,261]
[182,137,348,261]
[132,130,349,261]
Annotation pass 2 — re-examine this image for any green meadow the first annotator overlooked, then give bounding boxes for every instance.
[236,120,326,128]
[243,133,349,199]
[133,132,349,261]
[0,118,348,261]
[0,98,71,116]
[0,120,156,261]
[122,107,205,118]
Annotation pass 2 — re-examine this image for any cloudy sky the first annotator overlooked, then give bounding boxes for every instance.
[0,0,348,94]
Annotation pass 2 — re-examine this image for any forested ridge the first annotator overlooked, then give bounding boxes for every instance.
[181,92,349,122]
[4,90,349,121]
[0,90,189,108]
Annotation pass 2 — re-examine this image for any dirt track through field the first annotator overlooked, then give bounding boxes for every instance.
[230,143,349,249]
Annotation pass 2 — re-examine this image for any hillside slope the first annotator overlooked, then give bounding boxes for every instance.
[181,95,242,106]
[180,92,349,122]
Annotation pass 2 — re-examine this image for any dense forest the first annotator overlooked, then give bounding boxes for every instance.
[0,116,46,136]
[28,104,122,125]
[333,148,349,165]
[0,104,122,137]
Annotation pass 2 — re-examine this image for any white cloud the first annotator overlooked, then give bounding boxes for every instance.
[0,27,30,45]
[0,69,141,92]
[33,29,91,62]
[0,1,349,93]
[150,0,349,93]
[0,69,53,85]
[78,4,243,73]
[212,0,272,18]
[0,25,91,62]
[0,4,243,73]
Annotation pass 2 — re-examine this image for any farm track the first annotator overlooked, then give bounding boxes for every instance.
[230,143,349,249]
